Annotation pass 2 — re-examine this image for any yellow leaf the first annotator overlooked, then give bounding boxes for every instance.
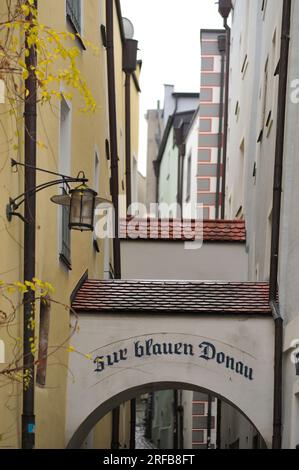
[25,281,35,291]
[21,4,30,17]
[22,69,29,80]
[7,287,16,294]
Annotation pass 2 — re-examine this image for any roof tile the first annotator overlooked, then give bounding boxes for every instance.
[72,280,271,316]
[119,218,246,242]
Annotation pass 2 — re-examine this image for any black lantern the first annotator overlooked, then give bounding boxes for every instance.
[51,183,108,232]
[69,184,97,231]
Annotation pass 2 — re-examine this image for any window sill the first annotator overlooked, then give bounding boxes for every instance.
[66,15,86,51]
[59,253,72,271]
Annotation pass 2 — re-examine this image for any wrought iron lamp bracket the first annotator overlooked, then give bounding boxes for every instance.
[7,159,88,223]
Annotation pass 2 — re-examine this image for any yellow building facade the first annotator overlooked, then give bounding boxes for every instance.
[0,0,141,449]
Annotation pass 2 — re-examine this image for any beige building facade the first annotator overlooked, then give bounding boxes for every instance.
[0,0,141,449]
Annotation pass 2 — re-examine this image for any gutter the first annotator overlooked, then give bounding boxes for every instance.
[106,0,121,449]
[123,40,138,213]
[173,390,179,449]
[221,19,231,219]
[216,399,222,449]
[115,0,125,44]
[106,0,121,280]
[125,72,132,210]
[207,394,212,449]
[216,35,226,219]
[22,0,38,450]
[269,0,292,450]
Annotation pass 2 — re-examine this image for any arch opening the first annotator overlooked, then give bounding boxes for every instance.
[67,381,268,449]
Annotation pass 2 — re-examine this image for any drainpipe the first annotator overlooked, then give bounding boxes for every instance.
[22,0,38,450]
[180,150,186,219]
[270,0,292,450]
[173,390,179,450]
[176,152,182,218]
[123,39,138,212]
[221,20,231,220]
[123,38,138,445]
[175,123,185,219]
[206,394,212,449]
[106,0,121,280]
[178,391,184,449]
[125,72,132,211]
[106,0,121,449]
[216,399,222,449]
[216,35,226,220]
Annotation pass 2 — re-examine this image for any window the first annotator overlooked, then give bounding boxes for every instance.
[261,0,268,19]
[237,138,245,216]
[235,101,240,120]
[66,0,82,35]
[186,153,192,202]
[192,403,205,416]
[258,59,269,142]
[59,97,72,269]
[131,156,138,204]
[241,54,249,78]
[236,206,244,219]
[94,151,100,195]
[266,110,273,137]
[36,297,51,387]
[262,59,269,127]
[264,210,272,280]
[93,151,100,252]
[60,188,71,268]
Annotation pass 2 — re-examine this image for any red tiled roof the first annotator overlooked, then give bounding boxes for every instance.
[119,219,246,243]
[72,280,271,316]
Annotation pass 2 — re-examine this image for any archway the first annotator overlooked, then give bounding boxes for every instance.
[67,381,267,449]
[65,311,274,449]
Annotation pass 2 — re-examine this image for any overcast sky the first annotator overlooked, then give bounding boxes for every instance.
[121,0,223,174]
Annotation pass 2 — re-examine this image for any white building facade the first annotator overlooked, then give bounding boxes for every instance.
[226,0,299,449]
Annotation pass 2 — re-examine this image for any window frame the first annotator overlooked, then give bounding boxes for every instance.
[186,152,192,203]
[59,96,72,270]
[66,0,86,49]
[36,297,51,387]
[60,187,72,270]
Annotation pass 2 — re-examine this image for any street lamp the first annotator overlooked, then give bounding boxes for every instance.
[7,159,109,232]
